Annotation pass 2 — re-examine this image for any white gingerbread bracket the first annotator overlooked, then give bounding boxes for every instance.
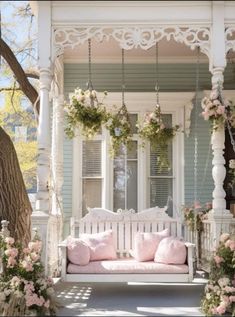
[225,27,235,54]
[53,26,210,60]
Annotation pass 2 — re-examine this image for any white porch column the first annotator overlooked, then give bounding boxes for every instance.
[51,94,64,216]
[31,1,52,274]
[209,70,233,244]
[36,68,52,213]
[33,68,52,274]
[208,1,233,246]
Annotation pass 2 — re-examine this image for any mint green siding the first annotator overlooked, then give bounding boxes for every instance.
[63,63,234,217]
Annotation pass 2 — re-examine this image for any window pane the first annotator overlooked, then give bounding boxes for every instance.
[150,145,172,176]
[82,179,102,215]
[127,141,137,159]
[149,178,173,216]
[127,160,137,211]
[150,114,173,176]
[82,140,101,177]
[113,141,138,211]
[113,154,126,211]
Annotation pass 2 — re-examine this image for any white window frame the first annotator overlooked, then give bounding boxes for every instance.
[72,92,194,218]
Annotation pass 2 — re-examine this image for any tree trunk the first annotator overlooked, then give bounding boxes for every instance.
[0,127,32,246]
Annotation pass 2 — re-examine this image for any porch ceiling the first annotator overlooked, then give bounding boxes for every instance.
[63,37,210,64]
[63,36,235,64]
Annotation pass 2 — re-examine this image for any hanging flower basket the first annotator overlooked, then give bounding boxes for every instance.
[201,84,235,132]
[106,103,133,156]
[65,88,108,139]
[138,104,180,170]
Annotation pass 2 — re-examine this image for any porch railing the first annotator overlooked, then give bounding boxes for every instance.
[184,217,235,272]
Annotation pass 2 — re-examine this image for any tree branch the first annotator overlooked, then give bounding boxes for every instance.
[0,37,39,115]
[0,87,21,92]
[25,72,39,80]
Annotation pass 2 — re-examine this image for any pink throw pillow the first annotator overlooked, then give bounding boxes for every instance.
[131,228,170,262]
[80,230,117,261]
[154,236,187,264]
[67,236,90,266]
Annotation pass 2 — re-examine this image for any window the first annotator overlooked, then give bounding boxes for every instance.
[73,92,184,219]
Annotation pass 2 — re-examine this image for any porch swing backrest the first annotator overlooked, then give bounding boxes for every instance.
[70,206,182,257]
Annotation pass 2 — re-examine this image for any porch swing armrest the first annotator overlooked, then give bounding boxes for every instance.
[185,242,196,282]
[58,240,67,281]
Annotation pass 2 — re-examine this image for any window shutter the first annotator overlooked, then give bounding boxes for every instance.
[82,140,101,177]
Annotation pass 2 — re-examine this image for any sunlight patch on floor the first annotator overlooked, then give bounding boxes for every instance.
[137,306,204,316]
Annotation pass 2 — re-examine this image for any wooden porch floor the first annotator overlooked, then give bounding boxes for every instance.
[54,273,207,316]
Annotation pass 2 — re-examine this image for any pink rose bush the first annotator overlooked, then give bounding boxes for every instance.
[182,201,211,232]
[201,233,235,316]
[201,87,235,131]
[0,235,58,316]
[138,104,180,170]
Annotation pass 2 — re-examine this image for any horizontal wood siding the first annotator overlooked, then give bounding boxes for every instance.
[184,93,213,206]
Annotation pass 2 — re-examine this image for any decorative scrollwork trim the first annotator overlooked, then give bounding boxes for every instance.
[225,27,235,53]
[53,26,210,58]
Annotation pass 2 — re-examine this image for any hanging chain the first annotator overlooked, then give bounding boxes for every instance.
[224,55,235,153]
[121,48,125,106]
[87,38,93,91]
[226,119,235,153]
[155,42,160,106]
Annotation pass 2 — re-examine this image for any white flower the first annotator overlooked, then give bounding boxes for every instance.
[218,277,230,288]
[14,290,23,298]
[229,159,235,169]
[220,233,230,243]
[4,289,11,296]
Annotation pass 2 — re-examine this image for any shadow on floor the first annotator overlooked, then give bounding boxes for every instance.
[55,281,206,316]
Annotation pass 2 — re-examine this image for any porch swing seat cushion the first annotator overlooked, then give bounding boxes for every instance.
[67,258,189,274]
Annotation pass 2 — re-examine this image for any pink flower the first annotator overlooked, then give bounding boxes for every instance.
[23,247,30,254]
[201,111,210,120]
[160,123,165,130]
[194,200,201,209]
[21,260,33,272]
[5,248,18,258]
[28,240,42,253]
[224,238,235,251]
[205,202,212,210]
[229,296,235,302]
[5,237,15,245]
[216,105,225,115]
[214,255,224,266]
[7,256,16,268]
[216,304,226,315]
[24,282,35,293]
